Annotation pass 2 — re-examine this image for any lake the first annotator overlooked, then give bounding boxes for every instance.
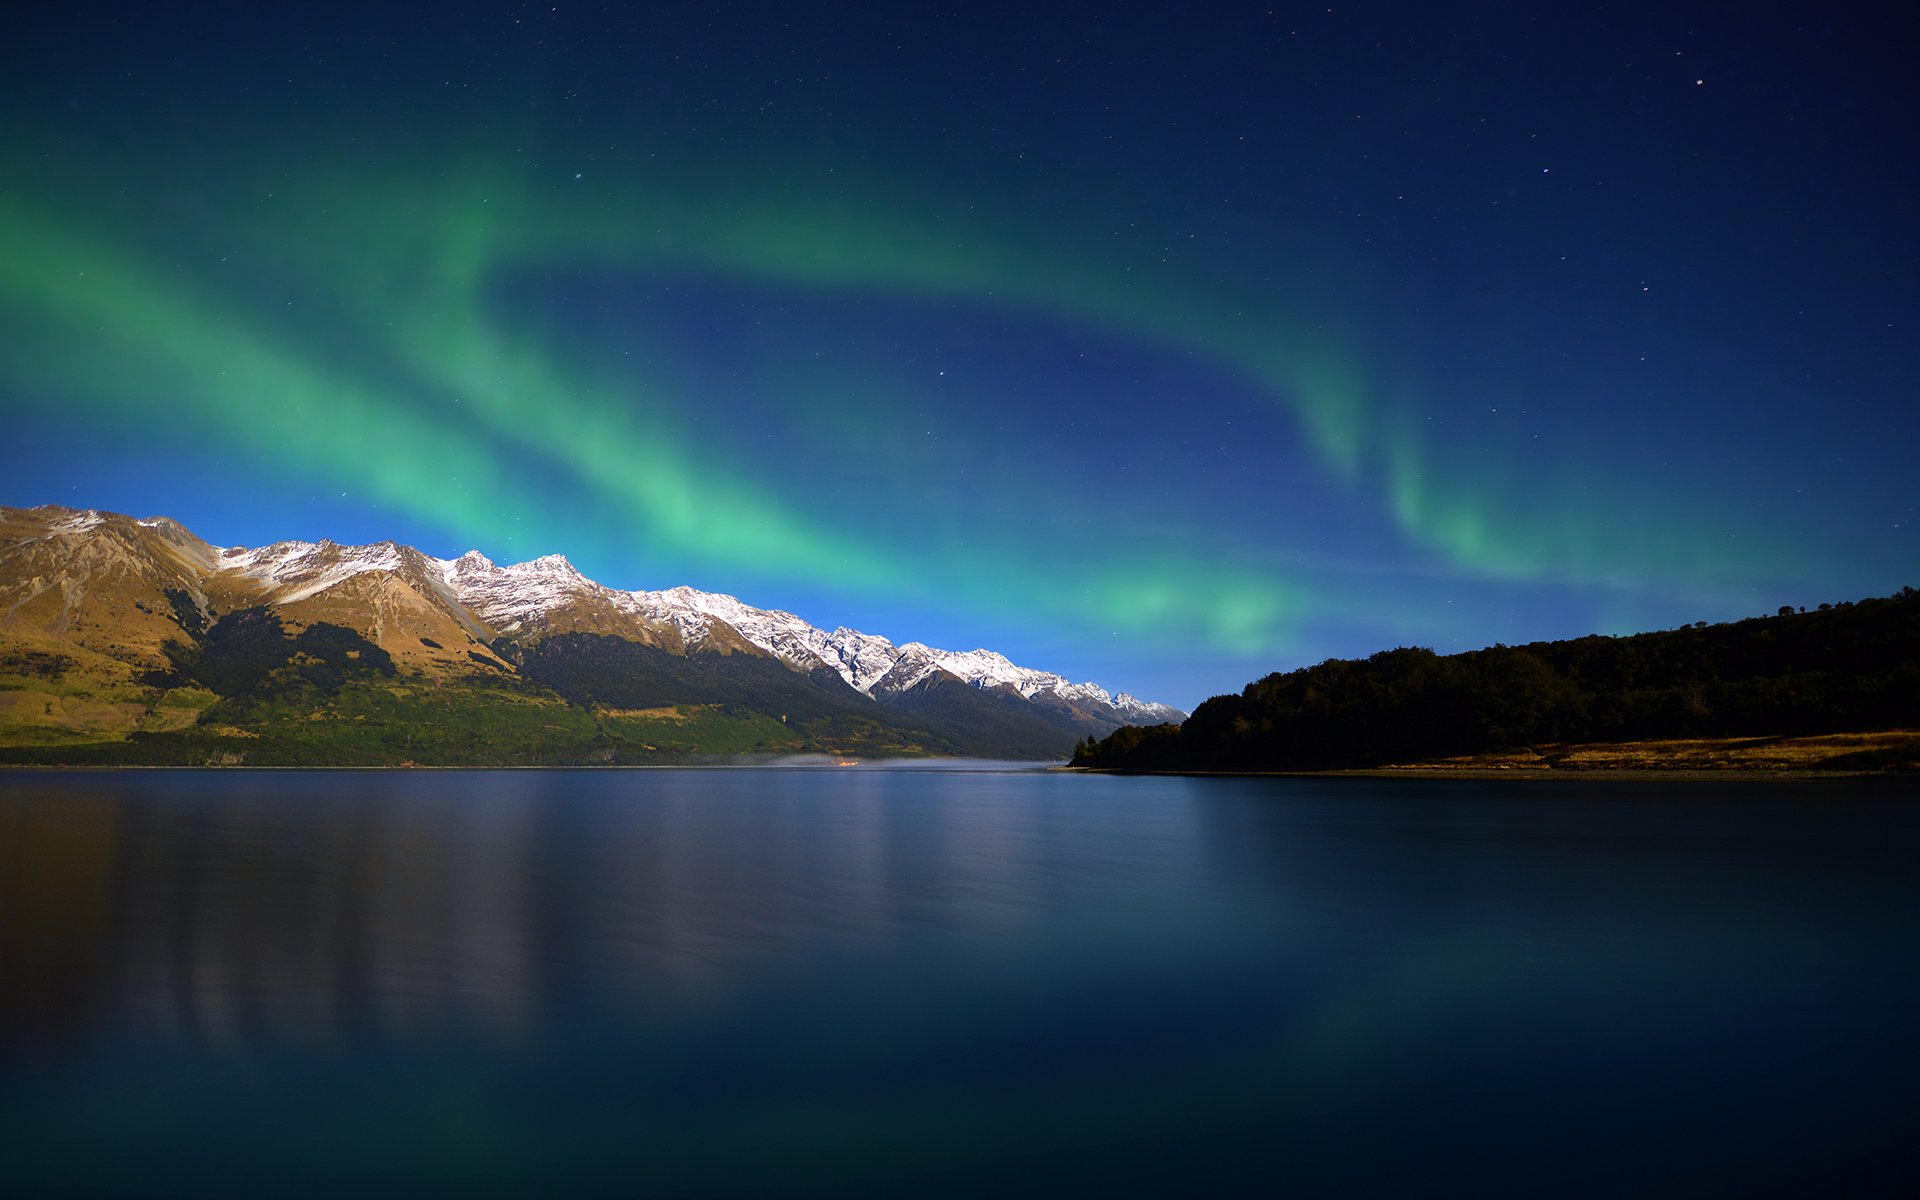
[3,767,1916,1196]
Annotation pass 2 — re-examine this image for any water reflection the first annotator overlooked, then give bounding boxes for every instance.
[3,770,1917,1196]
[1,768,1210,1064]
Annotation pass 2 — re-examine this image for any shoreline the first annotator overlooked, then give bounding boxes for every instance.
[1063,765,1909,782]
[0,762,1909,780]
[6,733,1917,780]
[0,758,1066,773]
[1069,729,1920,780]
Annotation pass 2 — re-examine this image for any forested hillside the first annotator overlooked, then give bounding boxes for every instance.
[1075,589,1920,772]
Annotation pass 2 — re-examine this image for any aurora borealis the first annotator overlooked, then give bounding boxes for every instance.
[2,2,1913,707]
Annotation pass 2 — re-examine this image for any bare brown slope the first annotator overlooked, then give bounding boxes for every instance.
[1,508,217,668]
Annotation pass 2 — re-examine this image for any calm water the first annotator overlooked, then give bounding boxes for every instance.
[2,768,1916,1196]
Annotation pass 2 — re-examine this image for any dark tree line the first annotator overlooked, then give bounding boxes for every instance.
[159,607,396,699]
[1076,588,1920,771]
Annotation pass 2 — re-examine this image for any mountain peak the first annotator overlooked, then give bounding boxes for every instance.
[48,507,107,533]
[437,550,501,585]
[518,553,583,577]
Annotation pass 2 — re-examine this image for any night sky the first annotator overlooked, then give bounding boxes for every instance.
[2,2,1913,708]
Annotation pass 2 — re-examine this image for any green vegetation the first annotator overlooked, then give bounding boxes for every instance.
[162,607,397,700]
[884,675,1100,759]
[0,649,76,680]
[162,586,209,636]
[0,620,979,766]
[0,675,921,767]
[1076,587,1920,772]
[510,633,1008,758]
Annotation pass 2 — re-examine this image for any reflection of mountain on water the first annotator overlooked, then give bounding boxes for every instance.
[1,777,541,1060]
[1,769,1176,1063]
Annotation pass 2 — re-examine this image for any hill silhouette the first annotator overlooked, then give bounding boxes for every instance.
[1074,588,1920,772]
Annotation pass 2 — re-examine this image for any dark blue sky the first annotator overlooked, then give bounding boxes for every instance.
[2,2,1913,706]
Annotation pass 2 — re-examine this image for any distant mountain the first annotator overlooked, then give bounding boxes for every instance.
[0,505,1183,765]
[622,585,1183,725]
[1074,589,1920,773]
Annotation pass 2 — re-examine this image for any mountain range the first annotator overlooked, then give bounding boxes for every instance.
[0,505,1183,764]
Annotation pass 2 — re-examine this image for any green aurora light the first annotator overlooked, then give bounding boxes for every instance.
[2,3,1911,703]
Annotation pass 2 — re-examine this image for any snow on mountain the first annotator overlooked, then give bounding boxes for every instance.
[621,588,905,697]
[620,586,1187,722]
[621,585,836,665]
[875,643,1186,721]
[49,508,109,534]
[432,550,602,634]
[219,539,411,605]
[17,504,1186,725]
[870,641,948,694]
[901,643,1104,704]
[816,626,910,694]
[1111,693,1188,724]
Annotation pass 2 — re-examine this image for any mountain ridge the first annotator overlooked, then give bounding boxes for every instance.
[1,504,1183,764]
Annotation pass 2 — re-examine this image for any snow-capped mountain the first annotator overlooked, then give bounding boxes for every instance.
[618,588,1186,725]
[253,532,1185,726]
[1,505,1185,760]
